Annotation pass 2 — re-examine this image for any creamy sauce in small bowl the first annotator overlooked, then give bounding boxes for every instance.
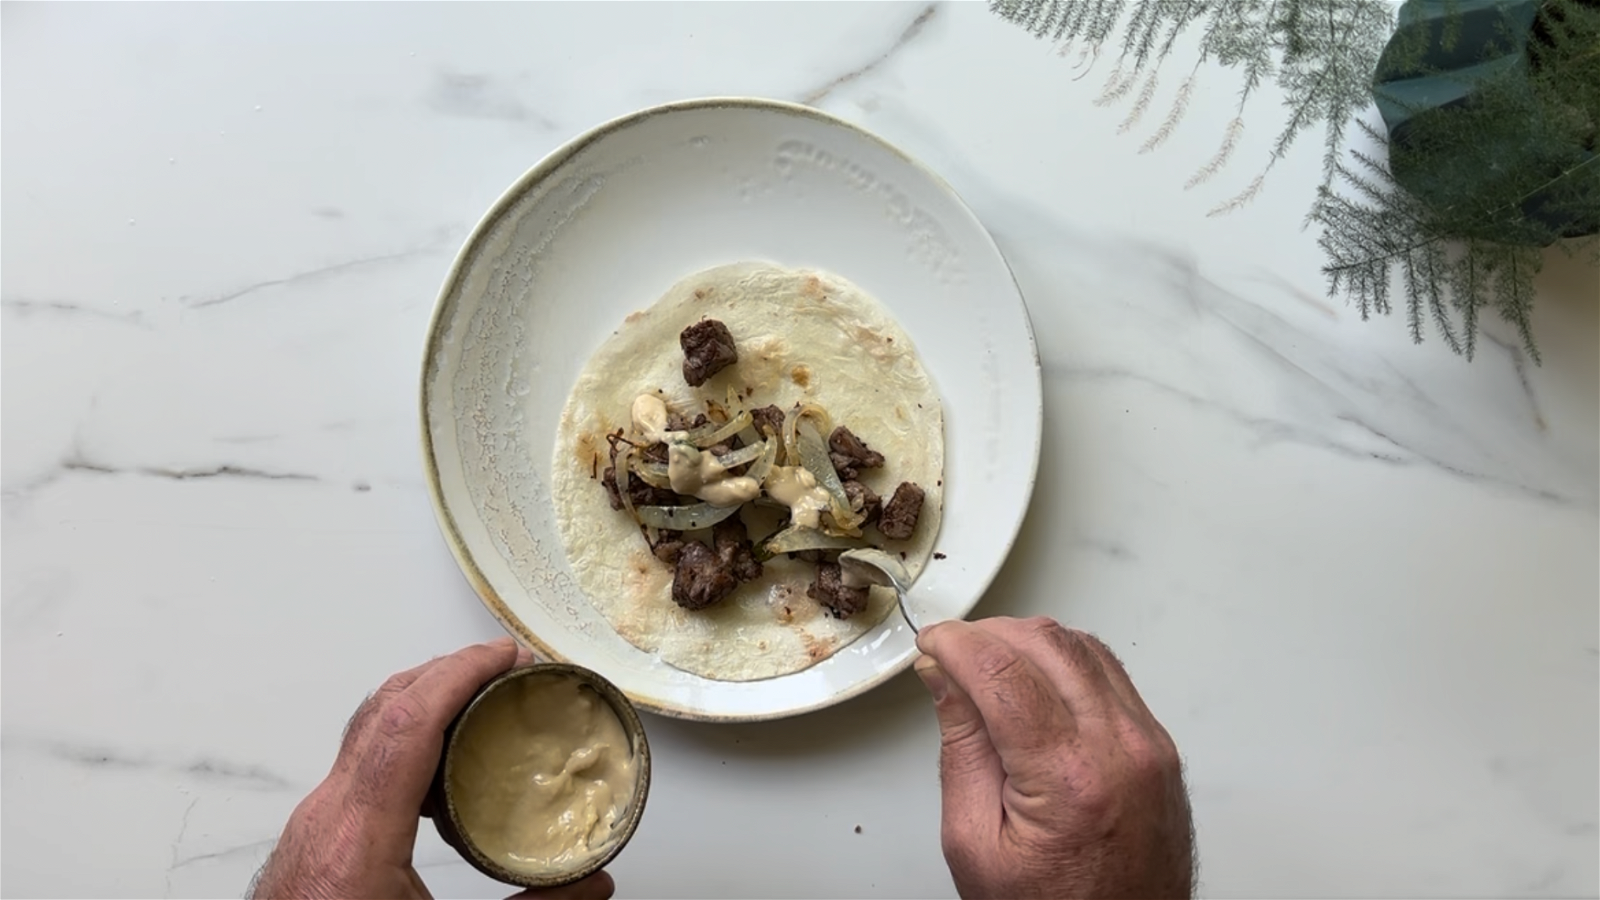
[432,663,650,888]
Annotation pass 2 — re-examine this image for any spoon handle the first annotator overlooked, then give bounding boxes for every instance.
[896,590,920,635]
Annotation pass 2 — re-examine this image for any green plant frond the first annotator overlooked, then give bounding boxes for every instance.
[990,0,1023,27]
[1208,172,1267,216]
[997,0,1594,360]
[1347,148,1401,189]
[1095,64,1138,106]
[1016,0,1047,36]
[1121,0,1165,71]
[991,0,1082,42]
[1315,0,1592,360]
[1271,2,1393,167]
[1403,249,1425,341]
[1060,0,1099,43]
[1216,12,1277,113]
[1159,0,1211,58]
[1034,0,1069,44]
[1085,0,1128,47]
[1415,242,1461,354]
[1336,157,1398,207]
[1372,249,1393,316]
[1119,71,1161,133]
[1351,115,1392,149]
[1454,243,1487,360]
[1186,117,1245,189]
[1142,73,1197,153]
[1497,248,1543,363]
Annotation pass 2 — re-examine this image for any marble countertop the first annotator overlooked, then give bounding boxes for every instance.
[3,4,1595,897]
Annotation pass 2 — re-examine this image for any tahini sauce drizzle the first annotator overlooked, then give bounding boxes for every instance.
[633,394,758,508]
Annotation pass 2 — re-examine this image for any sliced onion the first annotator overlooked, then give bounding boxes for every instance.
[682,410,752,448]
[615,445,639,524]
[780,401,833,467]
[781,405,801,467]
[634,440,764,488]
[629,455,673,489]
[796,401,833,439]
[633,501,741,531]
[795,419,864,535]
[746,437,779,485]
[760,524,869,558]
[714,440,765,470]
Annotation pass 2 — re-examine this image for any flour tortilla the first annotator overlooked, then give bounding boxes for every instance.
[551,262,944,681]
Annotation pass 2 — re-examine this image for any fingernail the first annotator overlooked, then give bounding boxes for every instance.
[914,657,948,702]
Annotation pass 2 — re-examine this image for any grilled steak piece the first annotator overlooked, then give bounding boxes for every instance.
[842,480,881,525]
[877,481,925,540]
[827,425,885,480]
[666,411,709,432]
[703,431,742,458]
[602,466,681,511]
[807,562,870,619]
[749,405,785,439]
[650,529,686,564]
[712,516,764,583]
[603,431,680,509]
[680,319,738,387]
[672,541,740,610]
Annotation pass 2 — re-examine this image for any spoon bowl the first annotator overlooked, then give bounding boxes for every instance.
[837,548,920,634]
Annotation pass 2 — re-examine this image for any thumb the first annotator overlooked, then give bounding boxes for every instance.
[914,655,1004,839]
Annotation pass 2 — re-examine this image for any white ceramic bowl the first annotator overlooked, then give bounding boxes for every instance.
[422,98,1040,721]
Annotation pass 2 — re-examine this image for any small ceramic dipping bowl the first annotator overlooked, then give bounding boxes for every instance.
[430,663,650,889]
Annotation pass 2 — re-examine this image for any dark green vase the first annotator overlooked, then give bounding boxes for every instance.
[1372,0,1599,244]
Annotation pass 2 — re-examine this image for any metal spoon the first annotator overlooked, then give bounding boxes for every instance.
[837,548,920,634]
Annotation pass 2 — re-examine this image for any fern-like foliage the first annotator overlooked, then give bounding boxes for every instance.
[1313,119,1539,360]
[1318,0,1593,357]
[991,0,1394,210]
[1314,0,1598,360]
[991,0,1600,361]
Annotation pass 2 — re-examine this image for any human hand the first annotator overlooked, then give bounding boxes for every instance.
[915,617,1193,900]
[250,638,615,900]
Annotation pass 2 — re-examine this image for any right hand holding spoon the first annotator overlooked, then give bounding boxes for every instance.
[916,617,1195,899]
